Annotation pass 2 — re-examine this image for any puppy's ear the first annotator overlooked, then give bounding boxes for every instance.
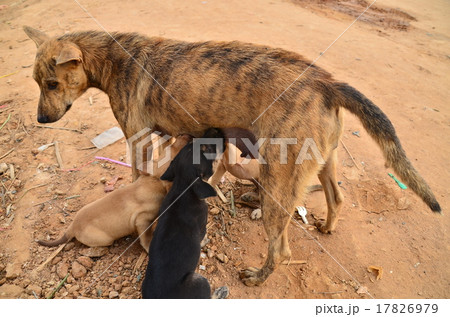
[193,180,217,199]
[23,26,49,48]
[55,44,83,65]
[160,162,175,181]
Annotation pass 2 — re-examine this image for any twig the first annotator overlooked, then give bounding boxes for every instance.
[0,148,15,160]
[16,183,48,203]
[77,146,96,150]
[65,195,80,200]
[133,250,147,273]
[0,113,11,131]
[54,141,64,169]
[229,189,236,217]
[282,259,307,265]
[0,70,20,79]
[36,243,67,272]
[47,273,69,299]
[340,140,360,170]
[34,125,82,134]
[215,185,228,203]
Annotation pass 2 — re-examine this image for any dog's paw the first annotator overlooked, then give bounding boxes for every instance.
[212,286,229,299]
[315,220,332,234]
[239,267,265,286]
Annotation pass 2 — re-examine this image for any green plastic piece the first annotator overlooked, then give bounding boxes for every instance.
[388,173,408,189]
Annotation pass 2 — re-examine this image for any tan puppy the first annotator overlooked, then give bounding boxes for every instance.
[37,135,191,252]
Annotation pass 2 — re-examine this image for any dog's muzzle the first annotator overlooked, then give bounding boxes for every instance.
[37,114,49,123]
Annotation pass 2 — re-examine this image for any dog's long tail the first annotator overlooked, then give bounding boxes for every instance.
[37,233,72,247]
[334,82,441,213]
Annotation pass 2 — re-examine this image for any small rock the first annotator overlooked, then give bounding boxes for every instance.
[5,262,21,280]
[79,247,108,258]
[251,208,262,220]
[100,177,107,184]
[64,242,75,251]
[51,257,62,265]
[67,285,80,294]
[216,253,229,264]
[207,249,214,258]
[71,261,87,279]
[109,291,119,299]
[200,237,210,248]
[210,207,220,215]
[76,256,94,269]
[26,284,42,297]
[57,214,66,224]
[56,262,70,279]
[0,284,24,299]
[122,286,133,295]
[0,163,8,174]
[54,189,65,195]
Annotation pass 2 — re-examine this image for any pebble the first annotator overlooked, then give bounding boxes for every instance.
[79,247,108,258]
[51,256,62,265]
[76,256,94,269]
[26,284,42,297]
[5,262,21,279]
[0,163,8,174]
[64,242,76,251]
[210,207,220,215]
[71,261,87,279]
[216,253,229,264]
[56,262,69,279]
[109,291,119,299]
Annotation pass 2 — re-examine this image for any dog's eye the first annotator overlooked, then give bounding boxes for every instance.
[47,81,58,90]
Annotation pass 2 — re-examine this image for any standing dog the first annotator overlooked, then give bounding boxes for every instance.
[142,128,222,299]
[37,135,191,252]
[24,27,441,286]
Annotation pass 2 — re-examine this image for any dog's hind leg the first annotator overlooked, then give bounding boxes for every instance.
[135,214,156,253]
[173,272,211,299]
[315,149,344,233]
[208,161,226,187]
[239,159,315,286]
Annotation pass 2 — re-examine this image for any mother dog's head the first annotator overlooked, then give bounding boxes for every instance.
[24,26,88,123]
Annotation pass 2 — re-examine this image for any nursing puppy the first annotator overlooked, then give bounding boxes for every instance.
[142,128,223,299]
[37,135,191,252]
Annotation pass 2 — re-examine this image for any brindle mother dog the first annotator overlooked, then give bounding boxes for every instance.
[23,26,441,286]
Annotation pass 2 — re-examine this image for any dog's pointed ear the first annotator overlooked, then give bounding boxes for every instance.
[23,26,49,48]
[160,162,175,182]
[55,44,83,65]
[193,180,217,199]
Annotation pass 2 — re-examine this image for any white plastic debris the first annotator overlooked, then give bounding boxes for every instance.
[296,206,309,224]
[91,127,124,149]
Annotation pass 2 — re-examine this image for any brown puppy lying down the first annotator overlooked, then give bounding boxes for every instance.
[37,135,192,252]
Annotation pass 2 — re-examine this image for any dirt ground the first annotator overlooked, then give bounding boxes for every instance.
[0,0,449,299]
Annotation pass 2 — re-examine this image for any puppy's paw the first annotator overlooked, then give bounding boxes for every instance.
[239,267,265,286]
[315,220,333,234]
[212,286,229,299]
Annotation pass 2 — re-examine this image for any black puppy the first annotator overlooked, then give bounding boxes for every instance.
[141,128,224,299]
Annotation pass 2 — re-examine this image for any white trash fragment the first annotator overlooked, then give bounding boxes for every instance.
[91,127,124,149]
[296,206,309,224]
[37,143,54,152]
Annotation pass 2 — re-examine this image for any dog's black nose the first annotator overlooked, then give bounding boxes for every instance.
[37,115,49,123]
